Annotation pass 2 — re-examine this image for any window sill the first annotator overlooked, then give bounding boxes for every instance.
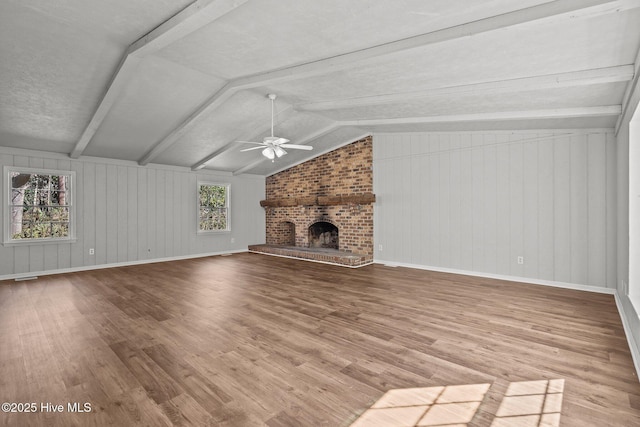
[197,230,231,235]
[2,238,77,247]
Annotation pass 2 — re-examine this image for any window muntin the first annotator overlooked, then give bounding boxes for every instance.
[198,182,229,232]
[4,167,75,243]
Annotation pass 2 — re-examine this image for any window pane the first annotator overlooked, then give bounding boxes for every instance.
[199,185,227,208]
[15,222,32,239]
[52,223,69,238]
[51,207,69,221]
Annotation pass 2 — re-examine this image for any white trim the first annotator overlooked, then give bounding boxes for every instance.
[614,292,640,380]
[0,249,248,282]
[372,128,615,136]
[248,250,373,268]
[373,259,616,294]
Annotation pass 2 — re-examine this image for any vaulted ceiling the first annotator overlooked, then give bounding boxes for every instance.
[1,0,639,176]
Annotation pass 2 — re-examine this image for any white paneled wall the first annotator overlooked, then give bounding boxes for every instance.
[374,131,616,289]
[0,149,265,279]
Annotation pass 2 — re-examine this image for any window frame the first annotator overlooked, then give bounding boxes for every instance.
[197,181,230,234]
[3,166,76,246]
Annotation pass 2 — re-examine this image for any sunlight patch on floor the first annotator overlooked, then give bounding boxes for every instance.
[349,380,564,427]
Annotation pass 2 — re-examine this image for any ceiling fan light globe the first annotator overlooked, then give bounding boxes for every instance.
[274,146,287,157]
[262,147,275,160]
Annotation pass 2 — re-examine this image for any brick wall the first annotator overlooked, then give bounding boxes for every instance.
[264,136,374,257]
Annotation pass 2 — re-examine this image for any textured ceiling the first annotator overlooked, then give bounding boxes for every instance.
[1,0,639,176]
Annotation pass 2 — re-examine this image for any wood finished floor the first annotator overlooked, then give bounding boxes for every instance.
[1,252,639,426]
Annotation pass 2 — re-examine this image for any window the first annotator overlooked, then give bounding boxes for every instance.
[4,167,75,244]
[198,182,229,232]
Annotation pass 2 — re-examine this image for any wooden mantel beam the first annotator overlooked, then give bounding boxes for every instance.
[260,193,376,208]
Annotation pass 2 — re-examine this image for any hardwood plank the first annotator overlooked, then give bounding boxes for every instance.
[0,253,638,426]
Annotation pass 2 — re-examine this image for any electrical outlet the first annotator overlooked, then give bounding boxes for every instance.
[89,248,94,255]
[378,244,383,251]
[230,237,235,244]
[517,256,524,265]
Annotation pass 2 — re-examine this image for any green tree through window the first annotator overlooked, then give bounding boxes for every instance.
[198,183,229,231]
[8,170,72,241]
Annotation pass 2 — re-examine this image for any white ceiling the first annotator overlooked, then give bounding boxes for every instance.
[1,0,639,176]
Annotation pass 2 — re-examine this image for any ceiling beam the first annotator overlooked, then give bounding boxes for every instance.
[615,36,640,134]
[191,106,296,171]
[139,0,637,166]
[232,104,620,175]
[340,106,622,126]
[69,0,249,160]
[296,65,635,112]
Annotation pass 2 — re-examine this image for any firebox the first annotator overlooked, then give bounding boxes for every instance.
[308,221,338,249]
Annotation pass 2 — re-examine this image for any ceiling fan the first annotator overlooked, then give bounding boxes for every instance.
[238,94,312,161]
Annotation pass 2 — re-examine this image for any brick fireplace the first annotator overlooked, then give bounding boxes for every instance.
[249,136,374,267]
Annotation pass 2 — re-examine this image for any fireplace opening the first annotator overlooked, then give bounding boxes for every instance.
[308,221,338,249]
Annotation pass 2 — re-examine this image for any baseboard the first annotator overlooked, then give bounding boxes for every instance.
[0,249,249,282]
[373,259,616,295]
[614,292,640,380]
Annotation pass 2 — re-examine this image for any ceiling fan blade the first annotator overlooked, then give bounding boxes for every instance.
[236,140,264,145]
[240,146,265,152]
[280,144,313,150]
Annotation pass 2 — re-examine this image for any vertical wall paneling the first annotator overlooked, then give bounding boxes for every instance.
[105,164,118,264]
[483,136,497,273]
[156,169,166,258]
[0,150,265,278]
[127,167,138,262]
[146,168,157,259]
[137,168,148,260]
[537,138,555,280]
[570,136,589,284]
[83,162,96,266]
[553,137,571,282]
[471,137,484,271]
[374,130,615,289]
[172,172,182,256]
[117,166,128,263]
[587,133,607,287]
[495,135,511,275]
[523,136,539,278]
[409,154,425,264]
[448,139,462,270]
[459,137,474,271]
[428,147,441,265]
[509,136,524,277]
[439,146,451,267]
[95,163,107,264]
